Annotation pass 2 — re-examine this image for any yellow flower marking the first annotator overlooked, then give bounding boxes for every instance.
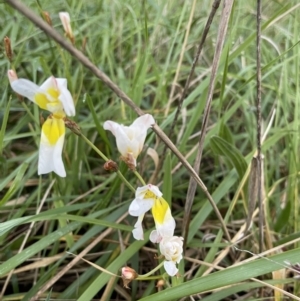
[34,88,61,111]
[35,93,49,110]
[144,190,156,199]
[143,189,169,224]
[152,197,169,225]
[42,116,65,145]
[47,87,59,99]
[53,111,66,119]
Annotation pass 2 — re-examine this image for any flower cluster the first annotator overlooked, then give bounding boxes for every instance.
[103,117,183,276]
[8,17,182,280]
[102,110,184,277]
[8,70,75,177]
[129,184,183,276]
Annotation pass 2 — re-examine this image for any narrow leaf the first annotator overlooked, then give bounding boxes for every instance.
[210,135,247,179]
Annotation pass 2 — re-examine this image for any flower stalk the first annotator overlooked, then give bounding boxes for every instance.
[79,133,135,193]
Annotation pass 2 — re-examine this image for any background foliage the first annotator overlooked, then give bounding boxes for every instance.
[1,0,300,300]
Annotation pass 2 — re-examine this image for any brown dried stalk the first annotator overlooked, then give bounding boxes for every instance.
[182,0,234,247]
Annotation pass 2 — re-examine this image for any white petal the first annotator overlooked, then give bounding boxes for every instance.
[103,121,131,157]
[38,132,66,177]
[114,127,132,157]
[131,114,155,153]
[53,134,66,177]
[10,79,39,102]
[103,120,119,136]
[128,199,140,216]
[129,198,154,216]
[149,230,162,243]
[132,215,144,240]
[155,210,176,238]
[148,184,163,197]
[164,261,178,276]
[39,76,56,93]
[56,78,67,88]
[159,236,184,263]
[57,78,75,116]
[38,141,55,175]
[135,185,150,198]
[127,138,141,159]
[131,114,155,129]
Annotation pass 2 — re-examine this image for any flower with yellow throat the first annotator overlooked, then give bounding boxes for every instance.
[8,70,75,177]
[129,184,175,241]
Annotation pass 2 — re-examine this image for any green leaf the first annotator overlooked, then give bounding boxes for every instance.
[0,162,29,207]
[0,93,10,154]
[210,135,247,180]
[0,222,80,277]
[86,93,110,146]
[274,199,291,232]
[201,279,294,301]
[218,122,233,145]
[76,231,150,301]
[138,248,300,301]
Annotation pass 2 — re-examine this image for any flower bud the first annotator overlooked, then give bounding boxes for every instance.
[121,266,138,288]
[43,11,52,26]
[4,36,13,62]
[7,70,23,102]
[156,279,165,287]
[59,12,75,44]
[104,160,118,172]
[7,69,18,84]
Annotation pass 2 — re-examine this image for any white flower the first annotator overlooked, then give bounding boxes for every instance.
[129,184,175,241]
[39,116,66,177]
[8,71,75,117]
[59,12,74,44]
[8,71,75,177]
[159,236,183,276]
[103,114,155,167]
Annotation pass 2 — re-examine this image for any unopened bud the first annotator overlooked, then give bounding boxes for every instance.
[43,11,52,26]
[156,279,165,288]
[63,117,81,136]
[104,160,118,172]
[7,70,23,101]
[59,12,75,44]
[4,37,13,62]
[7,69,18,84]
[121,266,138,288]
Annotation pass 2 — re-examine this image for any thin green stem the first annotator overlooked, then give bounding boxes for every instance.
[80,133,109,161]
[137,260,165,278]
[136,275,164,281]
[80,133,135,193]
[117,170,135,193]
[133,170,146,185]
